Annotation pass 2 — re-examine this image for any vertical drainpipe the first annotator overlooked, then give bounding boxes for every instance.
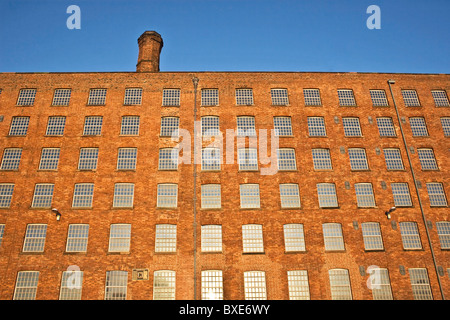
[387,80,445,300]
[192,76,199,300]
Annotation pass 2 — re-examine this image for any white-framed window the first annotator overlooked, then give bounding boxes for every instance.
[383,148,404,170]
[38,148,60,170]
[283,224,305,252]
[201,88,219,106]
[436,221,450,249]
[153,270,176,300]
[369,268,393,300]
[235,88,254,105]
[317,183,338,208]
[243,271,267,300]
[201,147,221,171]
[361,222,384,251]
[399,222,422,250]
[238,148,258,171]
[417,148,438,170]
[277,148,297,171]
[342,117,362,137]
[104,271,128,300]
[13,271,39,300]
[66,224,89,252]
[52,89,71,106]
[242,224,264,253]
[391,183,412,207]
[0,224,5,247]
[59,270,83,300]
[273,116,293,136]
[201,270,223,300]
[409,117,428,137]
[113,183,134,208]
[1,148,22,170]
[441,117,450,137]
[240,184,260,209]
[287,270,310,300]
[312,148,332,170]
[323,223,345,251]
[46,116,66,136]
[120,116,140,135]
[201,184,221,209]
[270,88,289,105]
[83,116,103,136]
[201,225,222,253]
[23,224,47,252]
[17,89,37,106]
[328,269,352,300]
[402,89,421,107]
[409,268,433,300]
[0,183,14,208]
[376,117,396,137]
[162,88,180,106]
[123,88,142,105]
[157,184,178,208]
[72,183,94,208]
[158,148,178,170]
[31,183,54,208]
[160,116,179,137]
[303,88,321,106]
[87,88,107,105]
[355,183,376,207]
[279,184,301,208]
[9,116,30,136]
[201,116,220,136]
[426,182,447,207]
[370,89,389,107]
[431,90,450,107]
[155,224,177,253]
[348,148,369,170]
[337,89,357,106]
[78,148,99,170]
[307,116,326,136]
[236,116,256,136]
[108,224,131,252]
[117,148,137,170]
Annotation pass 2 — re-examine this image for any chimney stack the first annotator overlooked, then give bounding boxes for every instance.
[136,31,163,72]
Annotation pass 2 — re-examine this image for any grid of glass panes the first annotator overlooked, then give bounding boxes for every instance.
[391,183,412,206]
[409,269,433,300]
[283,224,305,252]
[342,117,362,136]
[201,270,223,300]
[87,89,107,105]
[1,148,22,170]
[236,116,256,136]
[355,183,376,207]
[158,148,178,170]
[303,89,322,106]
[155,224,177,252]
[113,183,134,208]
[72,183,94,207]
[9,116,30,136]
[383,148,404,170]
[426,182,447,207]
[201,89,219,106]
[23,224,47,252]
[348,148,369,170]
[287,270,310,300]
[117,148,137,170]
[66,224,89,252]
[83,116,103,135]
[238,148,258,171]
[201,225,222,252]
[441,117,450,137]
[201,116,220,136]
[328,269,352,300]
[52,89,71,106]
[46,116,66,135]
[153,270,176,300]
[162,89,180,106]
[431,90,450,107]
[361,222,384,250]
[240,184,260,208]
[201,184,221,209]
[376,117,396,137]
[157,184,178,208]
[17,89,36,106]
[0,224,4,247]
[279,184,301,208]
[104,271,128,300]
[108,224,131,252]
[402,89,420,107]
[123,88,142,105]
[307,117,326,136]
[323,223,345,251]
[120,116,140,135]
[243,271,266,300]
[436,222,450,249]
[277,148,297,170]
[78,148,98,170]
[370,89,389,106]
[312,148,332,170]
[59,271,83,300]
[235,88,254,105]
[409,117,428,136]
[369,268,393,300]
[317,183,338,208]
[0,184,14,207]
[273,116,293,136]
[417,148,438,170]
[201,148,221,171]
[399,222,422,249]
[242,224,264,253]
[337,89,357,106]
[39,148,60,170]
[271,88,289,105]
[31,184,54,208]
[160,117,179,137]
[13,271,39,300]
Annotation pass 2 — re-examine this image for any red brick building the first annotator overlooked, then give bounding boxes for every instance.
[0,31,449,300]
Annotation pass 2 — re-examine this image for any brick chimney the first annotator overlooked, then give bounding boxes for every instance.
[136,31,163,72]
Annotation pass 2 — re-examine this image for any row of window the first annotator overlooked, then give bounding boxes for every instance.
[7,87,450,108]
[0,181,447,209]
[5,114,450,138]
[3,220,448,255]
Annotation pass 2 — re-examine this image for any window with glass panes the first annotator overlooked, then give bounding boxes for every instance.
[201,147,221,171]
[317,183,338,208]
[201,89,219,106]
[273,116,293,136]
[31,184,54,208]
[117,148,137,170]
[370,89,389,106]
[409,117,428,137]
[270,88,289,105]
[402,89,421,107]
[158,148,178,170]
[59,271,83,300]
[201,116,220,136]
[279,184,301,208]
[436,221,450,249]
[391,183,412,207]
[123,88,142,105]
[307,117,326,136]
[52,89,71,106]
[0,184,14,207]
[287,270,310,300]
[46,116,66,135]
[323,223,345,251]
[157,184,178,208]
[201,270,223,300]
[277,148,297,170]
[361,222,384,250]
[244,271,267,300]
[235,88,254,105]
[240,184,260,208]
[312,148,332,170]
[328,269,352,300]
[104,271,128,300]
[23,224,47,252]
[383,148,404,170]
[0,224,4,247]
[201,184,221,209]
[337,89,357,106]
[376,117,396,137]
[87,89,107,105]
[431,90,450,107]
[160,117,179,137]
[1,148,22,170]
[417,148,438,170]
[355,183,376,207]
[162,89,180,106]
[201,225,222,253]
[242,224,264,253]
[236,116,256,136]
[113,183,134,208]
[369,268,393,300]
[9,117,30,136]
[303,88,322,106]
[108,224,131,252]
[155,224,177,253]
[283,224,305,252]
[38,148,60,170]
[238,148,258,171]
[426,182,447,207]
[342,117,362,136]
[72,183,94,208]
[348,148,369,170]
[13,271,39,300]
[66,224,89,252]
[120,116,140,135]
[83,116,103,136]
[78,148,98,170]
[409,269,433,300]
[441,117,450,137]
[153,270,175,300]
[17,89,36,106]
[399,222,422,249]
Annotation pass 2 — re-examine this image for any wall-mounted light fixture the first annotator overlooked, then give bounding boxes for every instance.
[51,208,61,221]
[384,207,396,220]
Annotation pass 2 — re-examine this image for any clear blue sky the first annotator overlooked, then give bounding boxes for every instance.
[0,0,449,73]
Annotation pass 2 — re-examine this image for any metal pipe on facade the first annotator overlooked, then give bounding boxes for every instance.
[192,76,199,300]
